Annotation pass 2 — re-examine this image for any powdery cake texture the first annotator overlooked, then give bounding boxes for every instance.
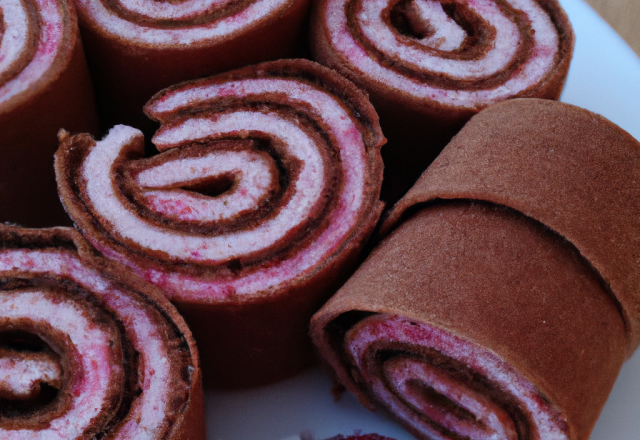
[55,59,385,388]
[0,0,97,226]
[311,0,574,204]
[311,99,639,440]
[382,98,640,354]
[0,225,205,439]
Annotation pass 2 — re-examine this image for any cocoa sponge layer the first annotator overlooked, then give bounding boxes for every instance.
[56,59,385,388]
[0,0,97,226]
[75,0,311,134]
[383,98,640,354]
[0,225,205,439]
[312,99,639,440]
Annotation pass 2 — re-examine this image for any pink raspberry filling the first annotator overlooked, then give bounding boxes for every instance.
[0,249,176,439]
[344,315,569,440]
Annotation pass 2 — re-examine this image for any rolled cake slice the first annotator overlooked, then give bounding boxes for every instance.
[74,0,311,135]
[55,59,385,387]
[311,99,640,440]
[0,0,97,227]
[0,224,205,439]
[311,0,574,203]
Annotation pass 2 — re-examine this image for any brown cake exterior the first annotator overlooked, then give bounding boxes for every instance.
[74,0,312,136]
[311,99,640,440]
[0,0,98,227]
[382,98,640,353]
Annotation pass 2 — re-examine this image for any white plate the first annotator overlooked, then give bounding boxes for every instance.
[205,0,640,438]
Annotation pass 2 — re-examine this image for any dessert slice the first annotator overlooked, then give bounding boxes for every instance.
[56,59,385,387]
[311,0,574,203]
[311,99,640,440]
[74,0,311,134]
[0,225,205,439]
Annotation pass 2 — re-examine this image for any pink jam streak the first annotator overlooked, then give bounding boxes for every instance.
[344,315,569,440]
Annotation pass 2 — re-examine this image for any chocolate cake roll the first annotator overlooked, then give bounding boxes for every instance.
[55,59,385,387]
[311,99,640,440]
[0,0,97,227]
[0,224,205,439]
[74,0,311,136]
[311,0,574,203]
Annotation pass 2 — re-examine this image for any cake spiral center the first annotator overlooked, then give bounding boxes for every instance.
[396,0,467,51]
[135,145,279,222]
[383,356,517,439]
[0,341,62,404]
[345,315,569,440]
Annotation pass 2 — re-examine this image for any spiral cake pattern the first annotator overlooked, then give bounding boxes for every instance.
[0,225,205,439]
[312,0,574,203]
[76,0,302,47]
[342,313,570,440]
[314,0,572,111]
[313,202,625,440]
[0,0,65,107]
[56,59,385,387]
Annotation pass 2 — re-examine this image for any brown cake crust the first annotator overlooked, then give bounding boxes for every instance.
[0,0,98,227]
[311,0,574,204]
[0,225,205,439]
[56,59,385,388]
[382,98,640,354]
[311,202,626,440]
[76,0,311,136]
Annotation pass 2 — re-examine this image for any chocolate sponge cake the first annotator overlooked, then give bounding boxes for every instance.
[311,99,640,440]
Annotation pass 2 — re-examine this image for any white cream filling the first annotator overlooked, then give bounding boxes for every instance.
[0,291,118,440]
[74,0,291,46]
[360,0,519,79]
[0,249,174,440]
[326,0,559,108]
[347,316,569,440]
[411,0,467,51]
[137,149,277,222]
[117,0,231,21]
[0,0,29,77]
[0,353,61,400]
[385,357,517,439]
[0,0,63,106]
[85,116,324,263]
